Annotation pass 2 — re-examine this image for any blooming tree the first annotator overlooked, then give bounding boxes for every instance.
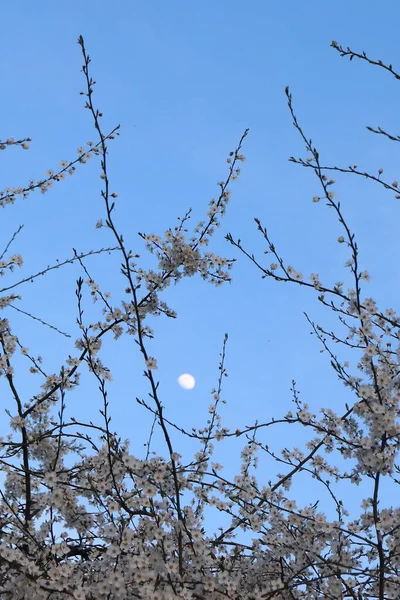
[0,37,399,599]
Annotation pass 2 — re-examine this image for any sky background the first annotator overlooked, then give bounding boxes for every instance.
[1,1,399,523]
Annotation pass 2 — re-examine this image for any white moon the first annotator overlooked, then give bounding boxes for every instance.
[178,373,195,390]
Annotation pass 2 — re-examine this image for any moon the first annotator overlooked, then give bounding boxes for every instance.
[178,373,195,390]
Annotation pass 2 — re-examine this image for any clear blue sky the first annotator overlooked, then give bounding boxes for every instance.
[1,2,399,516]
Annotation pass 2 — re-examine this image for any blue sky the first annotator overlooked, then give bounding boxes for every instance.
[1,1,400,519]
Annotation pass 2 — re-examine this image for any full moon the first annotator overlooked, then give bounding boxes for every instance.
[178,373,195,390]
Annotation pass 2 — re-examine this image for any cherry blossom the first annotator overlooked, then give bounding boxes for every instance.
[0,35,399,600]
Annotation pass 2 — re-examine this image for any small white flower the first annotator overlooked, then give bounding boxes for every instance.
[360,270,371,282]
[146,357,158,370]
